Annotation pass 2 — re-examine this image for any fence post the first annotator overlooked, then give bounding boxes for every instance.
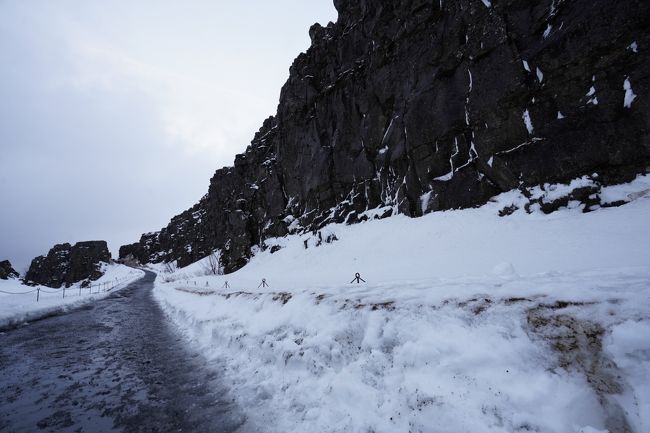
[79,286,82,296]
[63,287,65,299]
[37,288,40,302]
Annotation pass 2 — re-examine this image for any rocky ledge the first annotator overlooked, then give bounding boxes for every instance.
[121,0,650,273]
[25,241,112,288]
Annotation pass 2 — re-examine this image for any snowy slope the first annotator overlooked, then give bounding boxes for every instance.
[0,263,144,330]
[153,175,650,433]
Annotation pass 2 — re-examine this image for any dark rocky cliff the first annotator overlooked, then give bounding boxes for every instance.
[120,0,650,272]
[25,241,112,288]
[0,260,19,280]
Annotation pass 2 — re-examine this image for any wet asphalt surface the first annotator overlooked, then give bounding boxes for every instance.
[0,271,244,433]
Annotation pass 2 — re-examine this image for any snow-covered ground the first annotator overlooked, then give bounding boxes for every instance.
[0,263,144,330]
[153,175,650,433]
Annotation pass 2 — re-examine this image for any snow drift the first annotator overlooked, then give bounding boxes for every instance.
[0,263,144,330]
[153,175,650,433]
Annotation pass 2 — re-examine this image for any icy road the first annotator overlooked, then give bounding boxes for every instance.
[0,271,244,433]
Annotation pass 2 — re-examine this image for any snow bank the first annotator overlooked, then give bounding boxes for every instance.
[0,263,144,330]
[153,175,650,433]
[160,175,650,289]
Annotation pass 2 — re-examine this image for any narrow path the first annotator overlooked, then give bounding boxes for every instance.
[0,271,244,433]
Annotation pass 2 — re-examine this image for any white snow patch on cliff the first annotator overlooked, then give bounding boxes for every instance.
[624,77,637,108]
[543,24,553,38]
[628,41,638,53]
[522,109,534,134]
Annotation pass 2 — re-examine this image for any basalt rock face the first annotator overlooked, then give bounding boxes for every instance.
[25,241,112,288]
[120,0,650,273]
[119,201,209,268]
[0,260,19,280]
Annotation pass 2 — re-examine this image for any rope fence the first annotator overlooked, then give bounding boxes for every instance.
[0,288,38,295]
[0,275,137,302]
[175,272,369,294]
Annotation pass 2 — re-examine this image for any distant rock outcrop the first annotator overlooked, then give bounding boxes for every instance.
[25,241,112,288]
[0,260,19,280]
[121,0,650,272]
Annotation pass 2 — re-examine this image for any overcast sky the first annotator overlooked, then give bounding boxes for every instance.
[0,0,337,273]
